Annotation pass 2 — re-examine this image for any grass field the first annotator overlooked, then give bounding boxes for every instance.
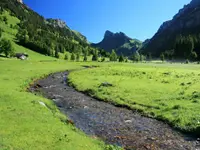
[0,60,114,150]
[69,63,200,134]
[0,11,117,150]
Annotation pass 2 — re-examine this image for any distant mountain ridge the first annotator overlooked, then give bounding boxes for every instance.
[142,0,200,59]
[92,30,142,56]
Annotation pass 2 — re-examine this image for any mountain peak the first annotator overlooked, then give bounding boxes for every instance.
[104,30,114,38]
[92,30,142,56]
[104,30,131,40]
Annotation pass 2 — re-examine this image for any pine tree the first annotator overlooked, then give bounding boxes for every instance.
[55,50,59,58]
[119,54,124,62]
[110,49,117,61]
[132,52,140,62]
[83,53,87,62]
[92,49,98,61]
[76,53,80,62]
[148,53,152,61]
[71,53,75,61]
[160,53,165,62]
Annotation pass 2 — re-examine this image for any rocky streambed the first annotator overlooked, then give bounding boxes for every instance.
[30,70,198,150]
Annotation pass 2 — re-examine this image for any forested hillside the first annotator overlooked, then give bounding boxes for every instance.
[141,0,200,61]
[0,0,107,58]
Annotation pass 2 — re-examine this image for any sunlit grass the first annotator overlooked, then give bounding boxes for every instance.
[69,63,200,134]
[0,60,107,150]
[0,11,108,150]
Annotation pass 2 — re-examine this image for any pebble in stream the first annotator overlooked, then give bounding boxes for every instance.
[30,71,198,150]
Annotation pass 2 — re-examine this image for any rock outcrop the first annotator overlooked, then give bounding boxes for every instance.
[46,18,69,29]
[17,0,23,4]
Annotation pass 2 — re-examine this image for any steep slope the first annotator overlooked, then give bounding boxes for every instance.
[142,0,200,59]
[0,0,99,57]
[92,30,142,56]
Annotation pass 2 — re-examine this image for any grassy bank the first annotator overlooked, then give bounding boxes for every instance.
[69,63,200,135]
[0,10,121,150]
[0,60,109,150]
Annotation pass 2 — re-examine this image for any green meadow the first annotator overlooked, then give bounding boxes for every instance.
[69,63,200,134]
[1,7,200,150]
[0,11,110,150]
[0,60,110,150]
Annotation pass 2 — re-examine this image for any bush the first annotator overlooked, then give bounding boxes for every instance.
[0,38,15,57]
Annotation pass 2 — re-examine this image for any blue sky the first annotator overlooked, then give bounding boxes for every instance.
[23,0,191,43]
